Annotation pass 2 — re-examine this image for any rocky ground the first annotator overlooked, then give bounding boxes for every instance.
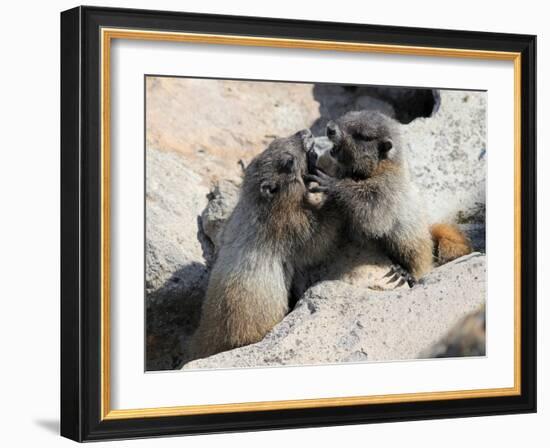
[185,254,485,369]
[145,77,487,371]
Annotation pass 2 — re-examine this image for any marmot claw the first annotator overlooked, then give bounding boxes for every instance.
[304,170,335,193]
[384,264,416,288]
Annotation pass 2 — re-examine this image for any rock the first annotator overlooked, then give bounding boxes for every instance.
[145,148,210,370]
[460,223,486,253]
[198,179,241,266]
[146,77,320,184]
[403,90,487,224]
[145,148,209,297]
[146,78,441,186]
[184,253,486,369]
[309,84,439,134]
[422,305,486,358]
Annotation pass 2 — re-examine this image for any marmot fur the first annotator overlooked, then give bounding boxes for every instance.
[307,110,471,286]
[190,130,339,360]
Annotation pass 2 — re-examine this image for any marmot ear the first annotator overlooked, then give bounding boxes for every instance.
[378,138,393,154]
[260,180,278,198]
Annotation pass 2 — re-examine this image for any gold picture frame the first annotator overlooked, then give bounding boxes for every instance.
[61,6,536,441]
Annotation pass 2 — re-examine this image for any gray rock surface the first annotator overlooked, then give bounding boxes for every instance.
[422,304,486,358]
[403,90,487,224]
[145,148,210,370]
[198,179,240,266]
[184,253,486,369]
[146,77,320,184]
[146,148,209,299]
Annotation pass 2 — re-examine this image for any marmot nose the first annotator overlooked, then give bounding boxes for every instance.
[326,121,338,137]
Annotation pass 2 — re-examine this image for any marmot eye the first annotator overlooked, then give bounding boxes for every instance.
[353,133,374,142]
[279,156,295,173]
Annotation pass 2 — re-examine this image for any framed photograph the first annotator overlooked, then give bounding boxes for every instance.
[60,6,536,441]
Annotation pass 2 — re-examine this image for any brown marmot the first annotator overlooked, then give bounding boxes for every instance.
[306,110,471,286]
[190,130,340,360]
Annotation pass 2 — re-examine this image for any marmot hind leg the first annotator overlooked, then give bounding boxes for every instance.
[384,236,434,288]
[431,223,472,264]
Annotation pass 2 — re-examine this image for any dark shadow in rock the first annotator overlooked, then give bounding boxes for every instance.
[310,84,441,136]
[146,262,208,371]
[460,224,486,253]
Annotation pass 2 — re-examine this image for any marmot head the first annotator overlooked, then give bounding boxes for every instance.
[323,110,401,179]
[244,129,314,207]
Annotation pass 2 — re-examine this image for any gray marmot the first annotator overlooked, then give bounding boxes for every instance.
[306,110,471,286]
[190,130,340,360]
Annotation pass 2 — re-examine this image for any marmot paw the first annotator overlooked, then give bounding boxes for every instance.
[304,170,335,193]
[384,264,416,288]
[306,146,318,175]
